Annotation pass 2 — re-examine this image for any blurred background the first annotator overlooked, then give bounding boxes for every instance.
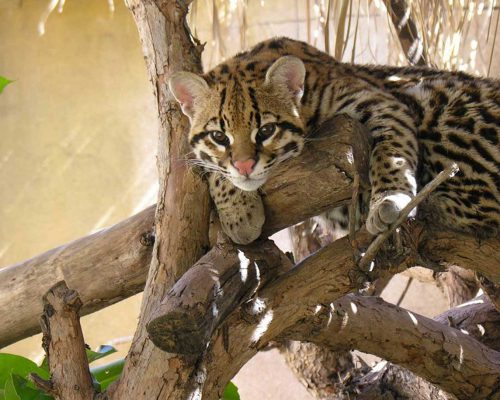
[1,0,498,398]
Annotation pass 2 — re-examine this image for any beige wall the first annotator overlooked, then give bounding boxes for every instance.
[0,0,158,267]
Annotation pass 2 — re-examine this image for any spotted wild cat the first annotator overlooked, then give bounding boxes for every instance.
[169,37,500,244]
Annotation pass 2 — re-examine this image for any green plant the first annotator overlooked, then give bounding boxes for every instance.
[0,345,123,399]
[0,77,13,94]
[0,347,239,399]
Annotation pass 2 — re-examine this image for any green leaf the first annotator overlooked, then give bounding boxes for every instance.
[90,359,124,391]
[221,381,240,400]
[5,374,52,400]
[0,354,49,390]
[0,76,13,94]
[86,345,117,364]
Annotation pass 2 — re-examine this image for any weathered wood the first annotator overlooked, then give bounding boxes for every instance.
[179,226,500,399]
[147,240,291,354]
[106,1,211,398]
[0,205,155,348]
[262,114,369,235]
[299,295,500,400]
[31,282,95,400]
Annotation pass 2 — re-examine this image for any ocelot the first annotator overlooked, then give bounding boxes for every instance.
[169,37,500,244]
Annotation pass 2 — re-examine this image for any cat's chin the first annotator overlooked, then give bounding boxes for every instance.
[231,177,267,191]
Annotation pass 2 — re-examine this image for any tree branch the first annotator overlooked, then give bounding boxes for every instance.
[292,294,500,400]
[0,205,155,348]
[30,281,95,400]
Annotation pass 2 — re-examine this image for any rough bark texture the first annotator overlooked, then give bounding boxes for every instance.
[284,218,358,400]
[437,266,479,307]
[106,1,211,399]
[31,282,95,400]
[0,205,155,348]
[177,227,500,400]
[147,239,291,354]
[293,295,500,400]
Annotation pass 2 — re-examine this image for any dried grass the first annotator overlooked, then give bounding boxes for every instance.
[190,0,498,75]
[38,0,498,75]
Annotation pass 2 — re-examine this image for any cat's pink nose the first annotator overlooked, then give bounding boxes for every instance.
[233,159,256,176]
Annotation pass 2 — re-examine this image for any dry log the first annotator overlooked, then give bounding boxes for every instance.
[147,240,291,354]
[30,281,95,400]
[283,293,500,400]
[292,295,500,400]
[0,205,155,348]
[173,226,499,399]
[435,295,500,352]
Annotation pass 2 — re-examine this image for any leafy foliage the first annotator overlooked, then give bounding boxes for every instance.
[0,346,120,399]
[0,350,239,399]
[221,381,240,400]
[0,77,13,94]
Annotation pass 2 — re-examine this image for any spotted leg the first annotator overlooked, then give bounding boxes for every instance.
[208,173,265,244]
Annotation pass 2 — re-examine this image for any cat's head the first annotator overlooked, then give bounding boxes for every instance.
[169,56,306,191]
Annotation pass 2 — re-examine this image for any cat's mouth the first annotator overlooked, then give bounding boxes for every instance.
[230,176,267,191]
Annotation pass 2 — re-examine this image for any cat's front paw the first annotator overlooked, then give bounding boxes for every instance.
[366,192,414,235]
[208,175,265,244]
[217,194,265,244]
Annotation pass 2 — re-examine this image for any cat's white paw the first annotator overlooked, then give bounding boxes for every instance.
[366,192,414,235]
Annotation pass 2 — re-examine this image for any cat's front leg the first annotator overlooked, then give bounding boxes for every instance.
[208,173,265,244]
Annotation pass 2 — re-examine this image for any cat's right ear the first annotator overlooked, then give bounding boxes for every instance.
[169,72,209,119]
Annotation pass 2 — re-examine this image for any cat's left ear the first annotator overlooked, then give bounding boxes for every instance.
[264,56,305,104]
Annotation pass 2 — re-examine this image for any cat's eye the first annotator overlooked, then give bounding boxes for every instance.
[257,123,277,140]
[210,130,229,145]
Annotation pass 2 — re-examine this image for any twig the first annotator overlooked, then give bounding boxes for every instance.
[359,163,459,270]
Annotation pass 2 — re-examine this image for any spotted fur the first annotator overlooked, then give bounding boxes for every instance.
[170,37,500,243]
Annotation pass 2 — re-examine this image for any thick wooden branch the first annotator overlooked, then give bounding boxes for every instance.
[284,294,500,400]
[147,239,292,354]
[0,205,155,348]
[30,281,94,400]
[104,1,212,399]
[161,228,499,399]
[296,295,500,400]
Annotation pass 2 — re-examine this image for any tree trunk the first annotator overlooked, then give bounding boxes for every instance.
[107,1,212,398]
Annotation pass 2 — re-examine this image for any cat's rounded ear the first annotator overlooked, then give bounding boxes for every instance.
[169,72,209,119]
[264,56,305,104]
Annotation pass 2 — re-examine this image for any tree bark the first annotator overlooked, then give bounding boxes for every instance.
[31,282,95,400]
[105,1,212,399]
[291,295,500,400]
[0,205,155,349]
[161,226,499,400]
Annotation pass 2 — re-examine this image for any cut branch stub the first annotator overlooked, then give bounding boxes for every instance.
[32,281,95,400]
[146,239,291,354]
